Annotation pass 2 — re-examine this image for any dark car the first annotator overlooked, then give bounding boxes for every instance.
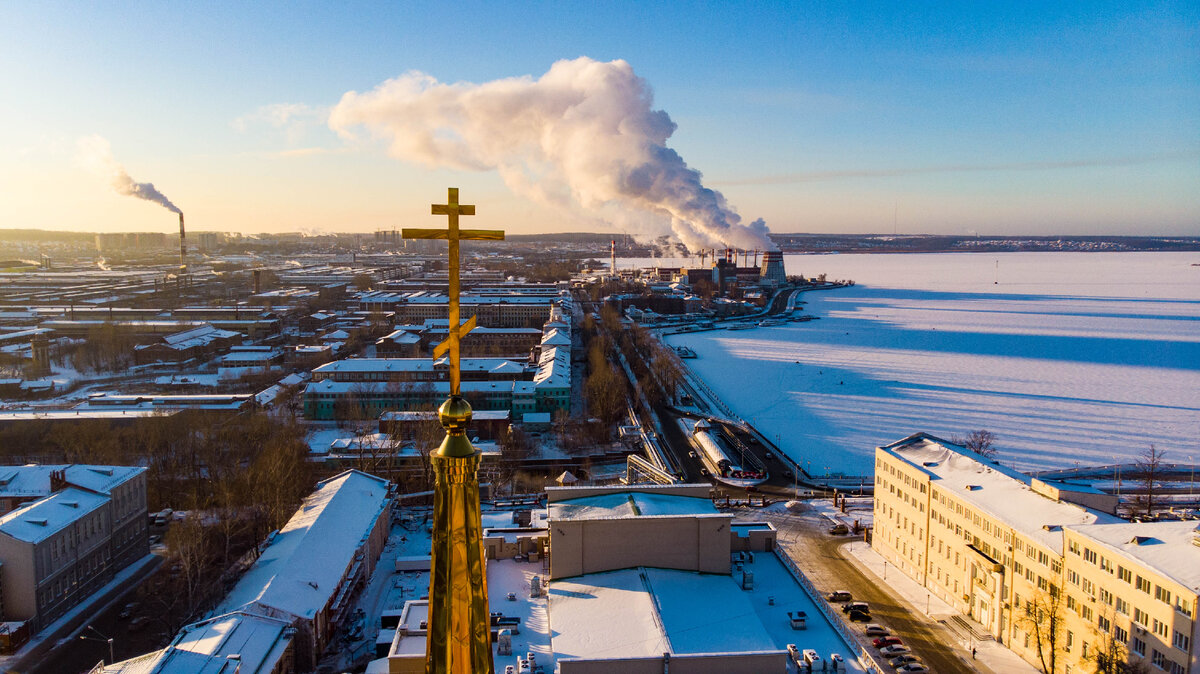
[848,610,871,623]
[842,602,869,614]
[828,523,850,535]
[890,654,922,667]
[826,590,852,602]
[873,636,903,649]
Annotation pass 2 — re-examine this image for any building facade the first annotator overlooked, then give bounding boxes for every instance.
[872,433,1198,673]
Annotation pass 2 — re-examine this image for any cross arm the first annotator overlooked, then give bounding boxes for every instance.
[402,228,506,241]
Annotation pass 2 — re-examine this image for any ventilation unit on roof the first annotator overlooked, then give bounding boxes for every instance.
[1129,536,1153,546]
[967,485,982,491]
[25,518,48,526]
[62,501,78,508]
[1043,525,1061,532]
[923,462,939,468]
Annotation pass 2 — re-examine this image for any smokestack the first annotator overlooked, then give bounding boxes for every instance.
[611,240,616,278]
[178,212,186,273]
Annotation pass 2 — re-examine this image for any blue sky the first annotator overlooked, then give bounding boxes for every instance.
[0,1,1196,238]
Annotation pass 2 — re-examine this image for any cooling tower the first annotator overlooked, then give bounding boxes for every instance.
[760,251,786,285]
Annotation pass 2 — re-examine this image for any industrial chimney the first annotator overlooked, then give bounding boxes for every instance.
[178,212,187,273]
[610,240,616,278]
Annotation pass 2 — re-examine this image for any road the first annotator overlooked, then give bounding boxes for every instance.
[741,503,980,674]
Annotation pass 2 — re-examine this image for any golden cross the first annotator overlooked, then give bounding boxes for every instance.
[403,188,504,396]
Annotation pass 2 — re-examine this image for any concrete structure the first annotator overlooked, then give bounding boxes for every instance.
[133,323,242,365]
[0,464,148,632]
[357,291,557,328]
[760,250,786,285]
[214,470,391,671]
[873,433,1199,673]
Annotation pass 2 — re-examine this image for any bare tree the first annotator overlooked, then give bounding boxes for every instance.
[1134,444,1166,517]
[1018,585,1066,674]
[963,430,997,459]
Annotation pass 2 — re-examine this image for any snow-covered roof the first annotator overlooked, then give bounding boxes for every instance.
[313,357,527,375]
[534,346,570,389]
[0,487,108,543]
[0,464,144,499]
[380,410,510,422]
[378,330,422,344]
[1068,520,1200,592]
[306,379,532,396]
[548,492,719,521]
[549,567,776,662]
[105,611,293,674]
[881,434,1121,554]
[540,328,571,346]
[216,470,390,620]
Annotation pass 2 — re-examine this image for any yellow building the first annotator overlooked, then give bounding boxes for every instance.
[872,433,1199,673]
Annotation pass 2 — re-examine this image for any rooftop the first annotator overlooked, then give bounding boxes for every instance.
[215,470,390,619]
[548,492,719,521]
[1069,520,1200,592]
[0,487,108,543]
[104,611,294,674]
[880,433,1121,554]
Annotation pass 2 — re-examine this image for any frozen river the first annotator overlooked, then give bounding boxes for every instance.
[641,252,1200,475]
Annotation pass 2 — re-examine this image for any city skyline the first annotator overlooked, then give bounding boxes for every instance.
[1,1,1197,241]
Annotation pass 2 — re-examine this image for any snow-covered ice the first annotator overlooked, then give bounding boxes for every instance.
[661,252,1200,474]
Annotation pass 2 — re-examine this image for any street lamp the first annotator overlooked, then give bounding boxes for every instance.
[80,625,114,664]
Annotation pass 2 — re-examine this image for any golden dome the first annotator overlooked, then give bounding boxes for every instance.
[438,395,473,435]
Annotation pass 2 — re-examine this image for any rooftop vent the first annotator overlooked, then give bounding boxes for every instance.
[62,501,78,508]
[1129,536,1155,546]
[25,518,48,526]
[966,485,982,491]
[1043,525,1062,532]
[923,462,939,468]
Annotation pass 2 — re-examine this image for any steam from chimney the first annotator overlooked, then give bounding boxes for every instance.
[329,57,775,252]
[76,135,182,214]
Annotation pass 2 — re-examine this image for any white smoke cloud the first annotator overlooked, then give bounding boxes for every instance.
[328,57,774,252]
[75,135,181,214]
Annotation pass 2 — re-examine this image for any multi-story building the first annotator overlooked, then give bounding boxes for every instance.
[872,433,1199,673]
[0,464,148,632]
[356,292,557,328]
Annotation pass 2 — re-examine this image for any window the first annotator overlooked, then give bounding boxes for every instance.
[1084,548,1098,564]
[1153,619,1169,638]
[1068,571,1080,587]
[1098,615,1111,631]
[1151,650,1166,669]
[1137,576,1152,594]
[1116,597,1130,615]
[1119,566,1132,583]
[1068,540,1081,555]
[1100,588,1114,605]
[1155,586,1172,605]
[1132,638,1146,656]
[1172,631,1190,651]
[1067,631,1075,650]
[1135,608,1149,626]
[1114,625,1128,644]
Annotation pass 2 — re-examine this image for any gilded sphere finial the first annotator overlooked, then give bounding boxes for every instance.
[438,395,472,434]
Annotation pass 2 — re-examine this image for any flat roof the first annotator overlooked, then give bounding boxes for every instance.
[881,434,1121,554]
[549,566,778,662]
[548,492,719,521]
[1069,520,1200,591]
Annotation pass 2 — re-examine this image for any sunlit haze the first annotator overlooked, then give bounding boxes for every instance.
[1,2,1197,239]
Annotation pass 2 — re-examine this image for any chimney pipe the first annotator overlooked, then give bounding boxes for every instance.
[178,212,187,273]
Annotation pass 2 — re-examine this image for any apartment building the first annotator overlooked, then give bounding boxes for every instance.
[0,465,148,632]
[872,433,1198,673]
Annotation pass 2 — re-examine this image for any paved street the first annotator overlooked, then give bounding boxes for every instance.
[731,503,984,674]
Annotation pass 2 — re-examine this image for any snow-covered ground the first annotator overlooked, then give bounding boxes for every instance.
[658,252,1200,475]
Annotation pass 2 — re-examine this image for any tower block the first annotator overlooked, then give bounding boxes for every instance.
[404,188,503,673]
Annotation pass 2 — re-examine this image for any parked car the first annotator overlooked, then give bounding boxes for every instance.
[826,590,852,602]
[842,601,870,614]
[828,523,850,535]
[896,664,929,673]
[880,645,912,657]
[889,654,922,667]
[873,636,903,649]
[864,624,889,637]
[847,610,871,622]
[128,616,150,632]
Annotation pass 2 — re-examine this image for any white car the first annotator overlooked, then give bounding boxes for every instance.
[880,644,912,657]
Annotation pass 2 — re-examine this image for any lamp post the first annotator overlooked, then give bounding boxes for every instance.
[80,625,114,665]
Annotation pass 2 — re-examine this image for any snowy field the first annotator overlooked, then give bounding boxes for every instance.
[651,252,1200,475]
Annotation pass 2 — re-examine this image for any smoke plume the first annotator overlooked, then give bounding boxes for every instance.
[329,57,774,252]
[76,135,181,214]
